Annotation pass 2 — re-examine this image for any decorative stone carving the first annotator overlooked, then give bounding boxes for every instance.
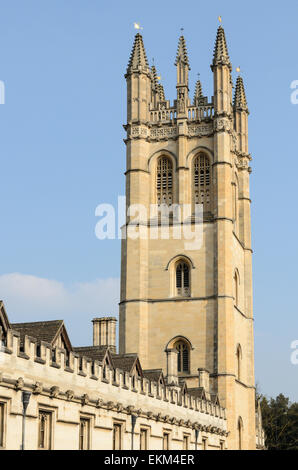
[116,403,123,413]
[95,398,104,408]
[150,127,177,139]
[50,386,60,398]
[188,124,213,137]
[65,390,74,401]
[130,126,148,139]
[214,118,231,133]
[15,377,24,391]
[32,381,43,395]
[126,405,136,415]
[81,394,89,406]
[106,401,114,410]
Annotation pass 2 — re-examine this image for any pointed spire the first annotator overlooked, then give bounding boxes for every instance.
[174,35,190,69]
[212,26,231,70]
[127,33,149,73]
[193,79,203,104]
[234,76,248,111]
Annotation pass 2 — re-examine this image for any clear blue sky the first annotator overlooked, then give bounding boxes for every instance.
[0,0,297,401]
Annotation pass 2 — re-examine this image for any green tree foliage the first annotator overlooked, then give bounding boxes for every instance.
[260,394,298,450]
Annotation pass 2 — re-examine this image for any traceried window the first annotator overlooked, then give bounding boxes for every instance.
[157,157,173,206]
[79,417,90,450]
[38,410,52,450]
[175,340,190,373]
[193,154,211,211]
[176,262,190,297]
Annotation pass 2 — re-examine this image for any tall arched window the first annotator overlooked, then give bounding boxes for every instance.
[236,344,242,381]
[193,154,211,211]
[237,417,243,450]
[176,262,190,297]
[233,270,239,307]
[175,340,190,373]
[157,157,173,206]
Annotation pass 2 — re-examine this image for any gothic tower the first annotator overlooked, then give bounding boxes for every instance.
[119,28,256,449]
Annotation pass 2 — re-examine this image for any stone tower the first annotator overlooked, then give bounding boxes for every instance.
[119,28,256,449]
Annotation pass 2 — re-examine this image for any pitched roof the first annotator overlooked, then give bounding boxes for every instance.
[143,369,165,384]
[234,75,248,111]
[127,33,149,72]
[187,387,207,400]
[112,353,143,377]
[74,345,111,364]
[11,320,72,350]
[210,393,221,406]
[212,26,231,70]
[175,35,190,68]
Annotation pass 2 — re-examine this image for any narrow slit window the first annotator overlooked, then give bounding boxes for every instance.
[38,410,52,450]
[79,417,90,450]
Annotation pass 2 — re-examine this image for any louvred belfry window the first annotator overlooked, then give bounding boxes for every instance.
[176,262,190,297]
[194,154,211,210]
[175,341,190,373]
[157,157,173,206]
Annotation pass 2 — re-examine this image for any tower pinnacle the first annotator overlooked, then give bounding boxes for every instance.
[212,26,231,70]
[234,76,248,112]
[127,33,149,73]
[193,78,203,105]
[174,35,190,69]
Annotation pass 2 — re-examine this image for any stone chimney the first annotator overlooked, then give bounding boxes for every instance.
[198,368,210,392]
[166,348,179,385]
[92,317,117,353]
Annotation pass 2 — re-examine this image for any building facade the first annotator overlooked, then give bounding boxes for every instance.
[0,26,264,450]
